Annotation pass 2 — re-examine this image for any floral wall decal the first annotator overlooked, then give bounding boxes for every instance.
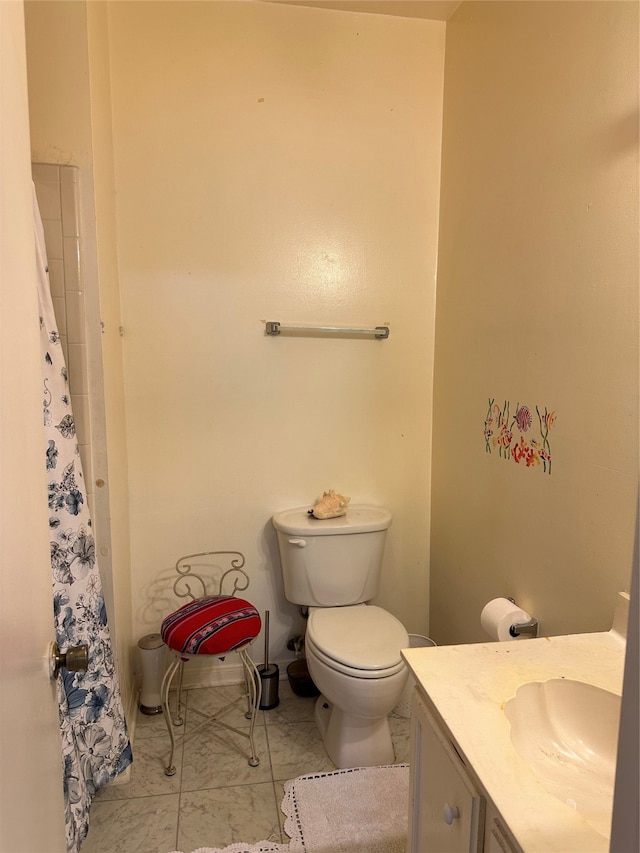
[484,399,556,473]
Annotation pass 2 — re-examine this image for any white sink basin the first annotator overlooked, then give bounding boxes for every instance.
[504,678,621,838]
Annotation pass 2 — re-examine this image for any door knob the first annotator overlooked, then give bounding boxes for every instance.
[49,641,89,679]
[443,803,460,825]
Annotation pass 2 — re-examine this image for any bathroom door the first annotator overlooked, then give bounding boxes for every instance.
[0,3,67,851]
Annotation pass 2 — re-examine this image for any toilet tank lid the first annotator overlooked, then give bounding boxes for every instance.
[272,504,392,536]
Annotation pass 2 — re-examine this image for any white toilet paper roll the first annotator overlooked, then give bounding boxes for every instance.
[481,598,532,641]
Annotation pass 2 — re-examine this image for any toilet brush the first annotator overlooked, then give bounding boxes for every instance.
[258,610,279,709]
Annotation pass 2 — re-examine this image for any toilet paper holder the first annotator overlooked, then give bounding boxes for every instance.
[507,598,539,638]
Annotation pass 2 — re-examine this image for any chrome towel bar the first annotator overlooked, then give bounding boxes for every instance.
[265,322,389,339]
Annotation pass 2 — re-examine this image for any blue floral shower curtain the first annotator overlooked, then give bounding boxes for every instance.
[33,186,132,852]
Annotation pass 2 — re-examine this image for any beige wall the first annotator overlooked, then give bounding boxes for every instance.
[431,1,639,644]
[85,0,136,694]
[24,0,636,680]
[107,0,445,671]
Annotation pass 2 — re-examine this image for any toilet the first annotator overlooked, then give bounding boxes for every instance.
[272,504,409,768]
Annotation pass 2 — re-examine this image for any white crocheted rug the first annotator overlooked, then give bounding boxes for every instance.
[170,763,409,853]
[283,764,409,852]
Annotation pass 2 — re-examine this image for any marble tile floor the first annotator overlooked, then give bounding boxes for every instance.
[82,680,411,853]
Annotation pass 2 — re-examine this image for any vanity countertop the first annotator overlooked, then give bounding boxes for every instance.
[402,625,626,852]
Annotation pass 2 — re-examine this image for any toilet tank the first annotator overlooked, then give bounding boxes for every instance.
[272,505,392,607]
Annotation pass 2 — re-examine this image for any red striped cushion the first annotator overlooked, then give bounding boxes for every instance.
[161,595,261,656]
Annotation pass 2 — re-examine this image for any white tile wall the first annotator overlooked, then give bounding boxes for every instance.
[33,163,93,508]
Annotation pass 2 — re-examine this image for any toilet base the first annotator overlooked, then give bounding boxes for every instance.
[314,695,396,769]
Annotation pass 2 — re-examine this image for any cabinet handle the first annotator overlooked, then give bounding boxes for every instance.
[443,803,460,825]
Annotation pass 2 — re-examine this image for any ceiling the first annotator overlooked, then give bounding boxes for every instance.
[264,1,463,21]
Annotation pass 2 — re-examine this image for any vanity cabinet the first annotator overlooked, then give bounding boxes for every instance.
[408,688,521,853]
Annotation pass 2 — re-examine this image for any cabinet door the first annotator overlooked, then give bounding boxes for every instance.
[484,804,522,853]
[408,690,484,853]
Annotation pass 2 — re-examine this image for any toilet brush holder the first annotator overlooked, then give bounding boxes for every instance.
[258,663,280,710]
[258,610,279,709]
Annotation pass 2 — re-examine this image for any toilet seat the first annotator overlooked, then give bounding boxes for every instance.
[306,635,406,679]
[306,604,409,679]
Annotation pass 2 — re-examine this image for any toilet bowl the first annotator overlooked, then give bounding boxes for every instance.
[304,604,409,767]
[272,504,409,768]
